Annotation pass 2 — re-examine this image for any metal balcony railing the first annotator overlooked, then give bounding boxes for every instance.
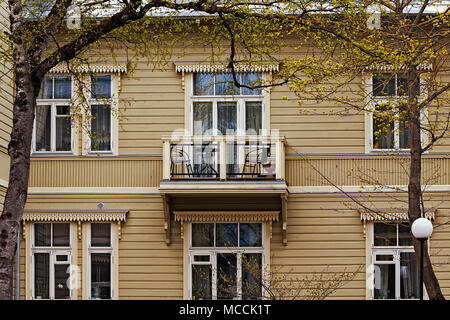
[162,136,286,180]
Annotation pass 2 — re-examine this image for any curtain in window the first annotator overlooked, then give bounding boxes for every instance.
[91,105,111,151]
[91,253,111,299]
[373,104,394,149]
[34,253,50,299]
[55,106,71,151]
[35,105,51,151]
[400,252,419,299]
[245,102,262,135]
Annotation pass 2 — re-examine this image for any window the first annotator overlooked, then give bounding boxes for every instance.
[34,76,72,153]
[32,223,72,300]
[192,72,264,136]
[89,75,113,152]
[371,73,420,150]
[371,222,420,300]
[189,222,264,300]
[88,223,113,299]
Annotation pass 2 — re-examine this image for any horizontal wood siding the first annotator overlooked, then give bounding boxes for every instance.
[29,157,162,188]
[271,194,366,299]
[286,155,450,187]
[0,1,13,149]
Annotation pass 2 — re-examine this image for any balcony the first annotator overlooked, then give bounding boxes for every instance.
[159,135,287,195]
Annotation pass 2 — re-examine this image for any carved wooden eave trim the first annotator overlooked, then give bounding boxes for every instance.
[174,62,279,73]
[49,64,128,74]
[22,210,128,240]
[23,210,128,222]
[359,208,436,222]
[173,211,280,223]
[364,63,433,72]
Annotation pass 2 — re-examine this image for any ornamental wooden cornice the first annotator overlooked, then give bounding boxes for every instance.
[49,64,127,74]
[359,208,436,222]
[173,211,280,223]
[174,62,279,73]
[22,210,128,240]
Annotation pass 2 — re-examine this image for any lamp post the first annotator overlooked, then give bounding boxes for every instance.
[411,218,433,300]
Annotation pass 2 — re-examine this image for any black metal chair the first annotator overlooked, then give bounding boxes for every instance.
[170,146,194,178]
[242,146,271,178]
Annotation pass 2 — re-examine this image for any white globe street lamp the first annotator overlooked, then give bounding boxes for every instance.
[411,217,434,300]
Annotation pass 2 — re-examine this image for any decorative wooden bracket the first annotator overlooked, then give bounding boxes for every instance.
[117,220,122,240]
[281,194,288,246]
[162,195,171,246]
[78,221,82,240]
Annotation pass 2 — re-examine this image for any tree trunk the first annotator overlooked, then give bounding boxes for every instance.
[407,68,445,300]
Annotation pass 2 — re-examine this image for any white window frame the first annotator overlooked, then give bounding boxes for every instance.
[190,72,267,136]
[187,222,266,300]
[33,75,74,154]
[87,74,115,154]
[368,73,424,152]
[87,223,114,300]
[30,222,74,300]
[370,222,422,300]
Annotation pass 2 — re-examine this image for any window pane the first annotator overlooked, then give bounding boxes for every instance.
[191,265,212,300]
[56,111,71,152]
[38,77,53,99]
[193,102,213,135]
[400,252,419,299]
[35,224,51,247]
[398,223,413,246]
[399,106,411,149]
[374,223,397,246]
[35,105,51,151]
[53,223,70,247]
[54,76,71,99]
[373,74,395,96]
[91,75,111,99]
[194,73,214,95]
[218,102,237,136]
[397,74,408,96]
[54,264,70,299]
[91,223,111,247]
[91,253,111,299]
[192,223,214,247]
[373,104,394,149]
[216,73,239,95]
[245,102,262,135]
[34,253,49,299]
[242,73,262,95]
[217,253,237,299]
[240,223,262,247]
[242,253,262,299]
[91,105,111,151]
[216,223,238,247]
[374,263,396,299]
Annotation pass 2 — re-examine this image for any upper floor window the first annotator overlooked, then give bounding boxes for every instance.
[371,73,420,151]
[192,72,264,136]
[34,76,72,153]
[89,75,113,152]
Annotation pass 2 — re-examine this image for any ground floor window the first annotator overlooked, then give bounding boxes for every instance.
[88,223,114,300]
[189,222,264,300]
[31,223,72,300]
[371,222,420,300]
